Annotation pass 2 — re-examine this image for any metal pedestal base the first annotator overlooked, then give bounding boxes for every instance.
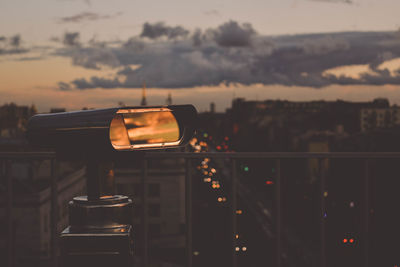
[60,195,134,267]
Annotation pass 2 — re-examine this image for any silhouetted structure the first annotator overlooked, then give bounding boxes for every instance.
[141,82,147,106]
[166,93,172,105]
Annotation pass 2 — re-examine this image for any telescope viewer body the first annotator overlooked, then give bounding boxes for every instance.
[26,105,198,267]
[27,105,197,158]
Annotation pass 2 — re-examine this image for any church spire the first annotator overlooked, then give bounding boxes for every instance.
[166,92,172,105]
[140,81,147,106]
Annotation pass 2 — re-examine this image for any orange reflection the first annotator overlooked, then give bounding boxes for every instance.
[124,111,179,144]
[110,108,181,150]
[109,114,130,147]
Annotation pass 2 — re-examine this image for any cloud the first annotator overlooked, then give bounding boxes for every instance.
[10,35,21,48]
[369,51,394,71]
[71,46,120,69]
[0,34,29,55]
[63,32,80,47]
[140,22,190,40]
[57,11,122,23]
[303,36,350,55]
[58,81,72,91]
[55,22,400,90]
[211,20,257,47]
[15,56,46,61]
[191,29,203,46]
[72,76,122,89]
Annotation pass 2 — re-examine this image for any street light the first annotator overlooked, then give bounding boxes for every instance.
[27,105,197,267]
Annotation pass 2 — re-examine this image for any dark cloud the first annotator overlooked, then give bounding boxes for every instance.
[63,32,80,47]
[58,81,72,91]
[323,70,400,86]
[192,29,203,46]
[71,47,120,69]
[10,35,21,48]
[50,36,60,43]
[140,22,190,40]
[57,11,122,23]
[302,36,350,55]
[369,51,394,71]
[15,56,46,61]
[72,76,122,89]
[56,22,400,90]
[0,34,29,55]
[211,21,257,47]
[123,37,146,51]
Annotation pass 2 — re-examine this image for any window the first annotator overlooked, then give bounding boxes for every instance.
[117,183,134,196]
[132,183,141,196]
[149,223,161,237]
[133,204,142,217]
[116,184,125,195]
[43,214,48,233]
[61,203,68,218]
[148,203,160,217]
[41,242,49,257]
[148,183,160,197]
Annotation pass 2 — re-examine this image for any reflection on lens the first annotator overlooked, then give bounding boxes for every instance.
[109,114,130,147]
[124,111,179,144]
[109,108,181,150]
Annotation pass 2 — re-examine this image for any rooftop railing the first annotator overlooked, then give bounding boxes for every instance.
[3,151,400,267]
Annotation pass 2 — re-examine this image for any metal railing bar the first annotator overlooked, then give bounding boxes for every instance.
[145,152,400,159]
[364,159,370,267]
[3,151,400,159]
[6,160,13,267]
[231,159,238,267]
[276,159,281,267]
[319,158,327,267]
[0,152,56,159]
[185,159,193,267]
[141,159,149,267]
[50,159,58,267]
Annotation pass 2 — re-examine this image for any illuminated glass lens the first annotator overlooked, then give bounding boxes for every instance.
[110,108,181,150]
[109,114,130,147]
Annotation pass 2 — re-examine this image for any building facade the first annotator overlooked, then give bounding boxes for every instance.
[360,107,400,132]
[115,157,186,248]
[0,162,86,266]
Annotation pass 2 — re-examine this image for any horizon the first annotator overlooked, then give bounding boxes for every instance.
[2,93,397,114]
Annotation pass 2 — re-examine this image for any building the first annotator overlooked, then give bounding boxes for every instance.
[115,157,186,249]
[0,103,36,139]
[360,107,400,132]
[0,161,86,266]
[166,93,172,105]
[141,82,148,106]
[224,97,392,151]
[50,108,66,113]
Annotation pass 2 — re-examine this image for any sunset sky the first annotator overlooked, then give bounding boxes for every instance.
[1,0,400,112]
